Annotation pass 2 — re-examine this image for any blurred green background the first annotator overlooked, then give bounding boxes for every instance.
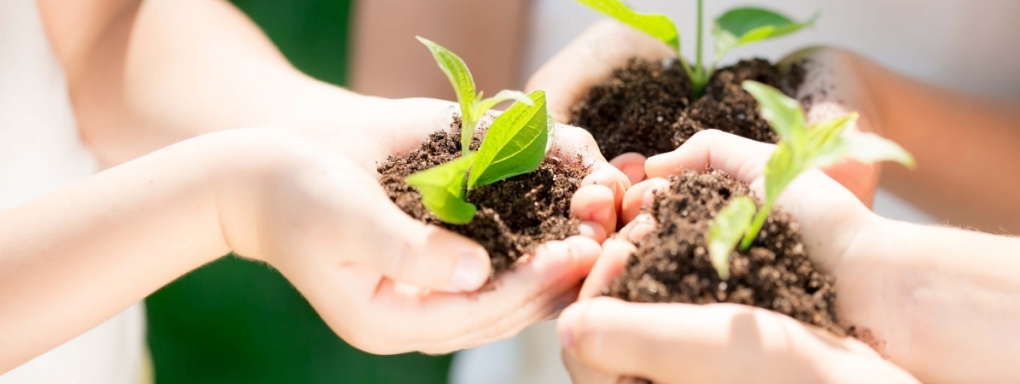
[144,1,455,383]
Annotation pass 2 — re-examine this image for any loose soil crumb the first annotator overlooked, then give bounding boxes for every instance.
[606,170,849,336]
[378,122,582,274]
[571,58,784,159]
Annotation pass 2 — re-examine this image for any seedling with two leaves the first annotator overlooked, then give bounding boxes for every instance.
[406,38,553,224]
[707,81,916,279]
[576,0,818,95]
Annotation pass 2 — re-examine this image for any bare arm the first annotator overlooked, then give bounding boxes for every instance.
[350,0,530,98]
[854,54,1020,233]
[0,132,233,370]
[858,218,1020,384]
[38,0,532,167]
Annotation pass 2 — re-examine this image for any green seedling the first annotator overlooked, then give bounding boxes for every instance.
[575,0,817,95]
[417,36,534,155]
[707,81,915,279]
[406,38,552,224]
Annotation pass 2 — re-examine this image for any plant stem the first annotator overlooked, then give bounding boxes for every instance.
[696,0,703,72]
[739,201,773,251]
[461,116,475,157]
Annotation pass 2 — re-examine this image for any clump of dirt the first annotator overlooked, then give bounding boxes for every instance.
[606,169,848,336]
[571,58,783,159]
[378,122,583,273]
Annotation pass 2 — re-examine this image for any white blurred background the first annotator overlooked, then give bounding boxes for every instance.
[452,0,1020,382]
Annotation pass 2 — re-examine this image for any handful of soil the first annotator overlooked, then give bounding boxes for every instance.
[377,123,584,273]
[607,169,849,336]
[571,58,787,159]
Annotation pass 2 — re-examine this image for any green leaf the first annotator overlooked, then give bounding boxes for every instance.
[813,131,916,169]
[713,8,817,61]
[470,90,533,122]
[742,81,808,146]
[575,0,679,53]
[708,196,757,280]
[405,153,478,224]
[763,141,804,203]
[807,112,858,167]
[468,91,550,187]
[416,36,477,130]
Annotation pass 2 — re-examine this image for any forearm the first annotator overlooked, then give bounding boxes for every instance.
[349,0,529,98]
[861,217,1020,383]
[0,132,240,372]
[42,0,363,166]
[856,56,1020,233]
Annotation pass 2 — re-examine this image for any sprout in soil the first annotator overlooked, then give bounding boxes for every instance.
[406,37,553,225]
[707,81,916,280]
[575,0,818,96]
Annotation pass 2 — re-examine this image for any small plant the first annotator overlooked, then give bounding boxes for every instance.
[406,38,553,224]
[707,81,915,279]
[575,0,817,95]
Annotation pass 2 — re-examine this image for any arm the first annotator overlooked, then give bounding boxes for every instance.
[858,55,1020,233]
[39,0,531,167]
[567,131,1020,383]
[0,127,604,372]
[854,217,1020,384]
[350,0,530,98]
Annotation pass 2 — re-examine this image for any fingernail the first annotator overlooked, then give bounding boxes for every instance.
[452,251,489,291]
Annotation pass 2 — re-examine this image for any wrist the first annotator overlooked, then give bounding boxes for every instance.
[197,127,311,261]
[839,214,923,365]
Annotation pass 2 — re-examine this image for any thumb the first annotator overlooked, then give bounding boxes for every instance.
[361,199,492,293]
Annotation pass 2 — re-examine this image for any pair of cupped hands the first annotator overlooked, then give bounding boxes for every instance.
[222,21,914,383]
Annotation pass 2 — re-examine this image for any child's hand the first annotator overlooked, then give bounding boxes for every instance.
[213,94,629,354]
[525,21,882,205]
[556,297,917,384]
[566,130,918,382]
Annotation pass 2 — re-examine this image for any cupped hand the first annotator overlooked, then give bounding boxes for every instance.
[525,19,883,204]
[558,130,917,383]
[215,92,629,354]
[305,96,630,240]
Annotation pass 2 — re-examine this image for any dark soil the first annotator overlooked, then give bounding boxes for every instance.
[570,58,783,159]
[606,170,850,337]
[377,121,583,274]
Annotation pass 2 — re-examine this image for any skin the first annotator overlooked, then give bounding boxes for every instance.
[527,21,889,208]
[527,19,1020,384]
[4,0,631,372]
[561,131,1020,383]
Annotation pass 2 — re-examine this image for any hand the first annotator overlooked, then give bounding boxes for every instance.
[299,96,631,241]
[214,93,630,354]
[526,20,881,205]
[556,297,917,384]
[560,130,918,382]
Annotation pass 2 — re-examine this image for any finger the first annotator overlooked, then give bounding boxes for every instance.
[526,20,675,123]
[616,214,657,244]
[549,124,630,212]
[406,235,601,354]
[822,160,880,207]
[369,202,492,293]
[621,178,670,224]
[578,221,608,244]
[562,348,621,384]
[610,153,648,185]
[328,235,600,355]
[559,299,898,384]
[579,238,636,299]
[571,185,617,236]
[644,130,775,183]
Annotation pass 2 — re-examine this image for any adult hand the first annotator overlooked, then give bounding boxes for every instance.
[559,130,919,382]
[526,20,881,205]
[218,93,629,354]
